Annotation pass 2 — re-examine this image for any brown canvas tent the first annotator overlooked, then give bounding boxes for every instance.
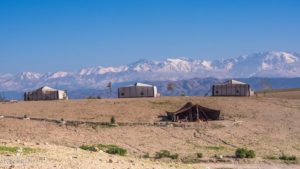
[167,102,220,122]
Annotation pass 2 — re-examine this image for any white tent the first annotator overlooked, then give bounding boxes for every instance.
[24,86,68,101]
[118,82,159,98]
[212,79,254,96]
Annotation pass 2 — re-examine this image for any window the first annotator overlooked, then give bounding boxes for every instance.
[121,93,124,96]
[236,90,239,93]
[216,91,219,94]
[141,92,144,96]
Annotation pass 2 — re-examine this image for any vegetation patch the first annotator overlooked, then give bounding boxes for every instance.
[204,146,226,151]
[211,124,225,129]
[110,116,116,124]
[265,155,277,160]
[80,144,127,156]
[235,148,255,158]
[149,101,171,106]
[0,145,38,154]
[155,150,179,159]
[279,154,297,161]
[142,152,150,158]
[197,152,203,158]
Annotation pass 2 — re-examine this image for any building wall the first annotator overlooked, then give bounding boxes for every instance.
[212,84,251,96]
[58,90,68,100]
[118,86,157,98]
[24,90,68,101]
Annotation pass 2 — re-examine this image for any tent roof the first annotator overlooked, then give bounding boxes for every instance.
[30,86,59,92]
[214,79,248,86]
[169,102,220,116]
[127,82,154,87]
[224,79,247,85]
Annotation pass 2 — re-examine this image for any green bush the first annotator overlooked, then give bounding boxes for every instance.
[265,155,277,160]
[155,150,178,159]
[0,146,38,154]
[105,145,127,156]
[197,153,203,158]
[170,153,179,159]
[80,144,127,156]
[235,148,247,158]
[235,148,255,158]
[110,116,116,124]
[143,152,150,158]
[279,154,297,161]
[246,149,256,158]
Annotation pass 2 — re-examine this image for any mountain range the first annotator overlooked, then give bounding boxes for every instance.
[0,51,300,92]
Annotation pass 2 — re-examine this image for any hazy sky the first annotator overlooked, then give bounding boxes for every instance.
[0,0,299,73]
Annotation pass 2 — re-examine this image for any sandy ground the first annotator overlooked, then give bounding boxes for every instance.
[256,90,300,100]
[0,96,300,168]
[0,140,299,169]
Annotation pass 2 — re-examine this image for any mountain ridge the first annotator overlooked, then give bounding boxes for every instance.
[1,51,300,91]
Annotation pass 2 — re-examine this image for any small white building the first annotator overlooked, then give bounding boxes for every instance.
[212,79,254,96]
[118,82,159,98]
[24,86,68,101]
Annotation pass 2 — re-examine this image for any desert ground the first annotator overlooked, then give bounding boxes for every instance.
[0,94,300,169]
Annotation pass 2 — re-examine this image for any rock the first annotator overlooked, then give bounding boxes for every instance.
[9,165,15,169]
[90,146,99,152]
[108,159,113,163]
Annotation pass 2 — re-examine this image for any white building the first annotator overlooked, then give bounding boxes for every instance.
[118,82,159,98]
[212,79,254,96]
[24,86,68,101]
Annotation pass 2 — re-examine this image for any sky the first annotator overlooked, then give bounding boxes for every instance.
[0,0,299,73]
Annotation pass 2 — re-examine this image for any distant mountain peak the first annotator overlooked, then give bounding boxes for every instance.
[0,51,299,91]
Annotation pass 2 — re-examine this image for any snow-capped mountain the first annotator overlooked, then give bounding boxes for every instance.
[0,51,300,91]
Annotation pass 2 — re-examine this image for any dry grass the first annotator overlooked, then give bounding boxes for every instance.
[0,95,299,162]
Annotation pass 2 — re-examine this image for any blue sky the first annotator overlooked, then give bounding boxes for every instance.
[0,0,299,73]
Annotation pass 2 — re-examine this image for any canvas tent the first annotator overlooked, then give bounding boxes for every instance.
[167,102,221,122]
[24,86,68,101]
[212,79,254,96]
[118,82,159,98]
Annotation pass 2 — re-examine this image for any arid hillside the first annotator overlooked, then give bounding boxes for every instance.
[0,95,300,168]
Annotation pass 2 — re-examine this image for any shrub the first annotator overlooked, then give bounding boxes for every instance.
[265,155,277,160]
[235,148,255,158]
[143,152,150,158]
[110,116,116,124]
[155,150,179,159]
[235,148,247,158]
[170,153,179,159]
[105,145,127,156]
[0,146,38,154]
[79,145,95,151]
[156,150,170,158]
[246,149,256,158]
[205,146,225,151]
[80,144,127,156]
[279,154,297,161]
[197,153,203,158]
